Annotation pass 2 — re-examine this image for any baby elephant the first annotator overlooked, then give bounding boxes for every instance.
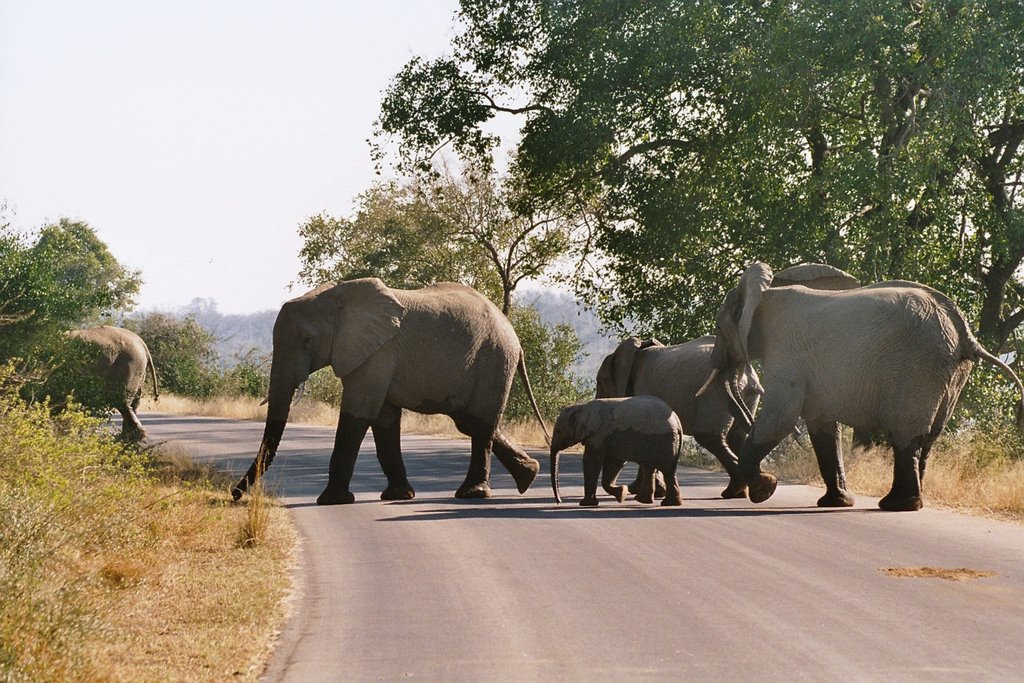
[550,396,684,507]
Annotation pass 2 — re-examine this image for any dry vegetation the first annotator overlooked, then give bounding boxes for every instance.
[1,392,296,682]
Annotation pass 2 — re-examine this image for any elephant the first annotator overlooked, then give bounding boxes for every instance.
[699,261,1024,511]
[230,278,549,505]
[67,325,159,441]
[596,336,761,499]
[550,395,684,507]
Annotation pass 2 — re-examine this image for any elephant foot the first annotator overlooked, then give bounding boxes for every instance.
[511,457,541,494]
[317,485,355,505]
[747,473,778,504]
[634,491,655,504]
[230,479,248,502]
[720,480,749,499]
[817,490,855,508]
[380,482,415,501]
[607,485,627,503]
[579,497,599,507]
[454,481,492,499]
[878,493,923,512]
[661,495,683,507]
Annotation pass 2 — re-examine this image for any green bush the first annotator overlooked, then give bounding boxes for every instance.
[303,367,343,405]
[0,366,149,681]
[126,313,221,398]
[224,348,271,399]
[505,304,590,422]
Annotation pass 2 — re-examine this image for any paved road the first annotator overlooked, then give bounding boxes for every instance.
[143,413,1024,682]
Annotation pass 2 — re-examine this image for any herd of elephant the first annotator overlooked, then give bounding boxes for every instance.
[77,262,1024,513]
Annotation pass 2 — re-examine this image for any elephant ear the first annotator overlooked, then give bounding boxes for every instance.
[771,263,860,290]
[330,278,406,378]
[735,262,774,363]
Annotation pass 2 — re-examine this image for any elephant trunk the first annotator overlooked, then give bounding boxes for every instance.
[231,372,295,501]
[726,373,754,429]
[550,445,562,504]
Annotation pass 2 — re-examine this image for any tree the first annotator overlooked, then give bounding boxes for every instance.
[377,1,1024,348]
[504,304,589,421]
[126,313,221,398]
[0,217,140,360]
[298,166,577,314]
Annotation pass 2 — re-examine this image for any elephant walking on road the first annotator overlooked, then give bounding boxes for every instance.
[700,262,1024,511]
[550,396,684,507]
[68,325,159,441]
[231,278,548,505]
[597,336,761,499]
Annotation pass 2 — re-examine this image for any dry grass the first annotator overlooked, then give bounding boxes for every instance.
[142,393,554,448]
[0,384,297,683]
[91,460,296,682]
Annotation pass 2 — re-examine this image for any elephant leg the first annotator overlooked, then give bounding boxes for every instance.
[317,412,370,505]
[601,457,628,502]
[738,393,802,504]
[694,431,747,499]
[660,460,683,507]
[492,428,541,494]
[806,420,854,508]
[372,404,414,501]
[627,464,666,499]
[918,443,932,489]
[879,443,924,512]
[580,452,601,507]
[117,404,146,443]
[450,416,493,498]
[633,463,657,504]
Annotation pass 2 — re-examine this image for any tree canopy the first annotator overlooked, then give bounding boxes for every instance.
[0,217,140,359]
[377,1,1024,347]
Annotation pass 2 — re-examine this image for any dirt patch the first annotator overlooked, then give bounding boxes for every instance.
[881,566,997,581]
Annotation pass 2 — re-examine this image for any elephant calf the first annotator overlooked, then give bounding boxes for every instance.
[550,396,684,507]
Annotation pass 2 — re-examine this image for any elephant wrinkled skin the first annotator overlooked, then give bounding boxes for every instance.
[702,262,1024,511]
[231,278,548,505]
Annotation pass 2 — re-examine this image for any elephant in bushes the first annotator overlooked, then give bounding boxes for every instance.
[700,262,1024,512]
[550,396,684,507]
[231,278,548,505]
[68,325,159,441]
[597,336,761,499]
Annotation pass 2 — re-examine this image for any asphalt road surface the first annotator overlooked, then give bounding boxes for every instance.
[142,413,1024,682]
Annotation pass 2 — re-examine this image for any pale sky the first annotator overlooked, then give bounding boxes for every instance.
[0,1,466,314]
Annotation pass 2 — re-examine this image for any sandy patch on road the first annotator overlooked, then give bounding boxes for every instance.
[880,566,997,581]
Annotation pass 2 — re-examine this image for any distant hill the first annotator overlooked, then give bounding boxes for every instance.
[144,289,619,379]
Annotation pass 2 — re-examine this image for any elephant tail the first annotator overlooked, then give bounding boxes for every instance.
[550,444,562,504]
[517,353,551,446]
[145,342,159,402]
[972,343,1024,430]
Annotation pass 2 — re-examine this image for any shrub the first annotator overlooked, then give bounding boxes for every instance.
[127,313,221,398]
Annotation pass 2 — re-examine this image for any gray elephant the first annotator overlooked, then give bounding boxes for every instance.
[699,261,1024,511]
[68,325,159,441]
[597,336,761,499]
[550,395,684,507]
[231,278,548,505]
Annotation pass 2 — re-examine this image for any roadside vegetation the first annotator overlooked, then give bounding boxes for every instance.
[0,370,295,682]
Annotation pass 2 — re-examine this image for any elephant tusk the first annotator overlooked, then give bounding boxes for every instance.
[695,368,720,397]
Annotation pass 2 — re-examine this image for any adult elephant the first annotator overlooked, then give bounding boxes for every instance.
[68,325,159,441]
[230,278,548,505]
[699,262,1024,511]
[596,336,761,498]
